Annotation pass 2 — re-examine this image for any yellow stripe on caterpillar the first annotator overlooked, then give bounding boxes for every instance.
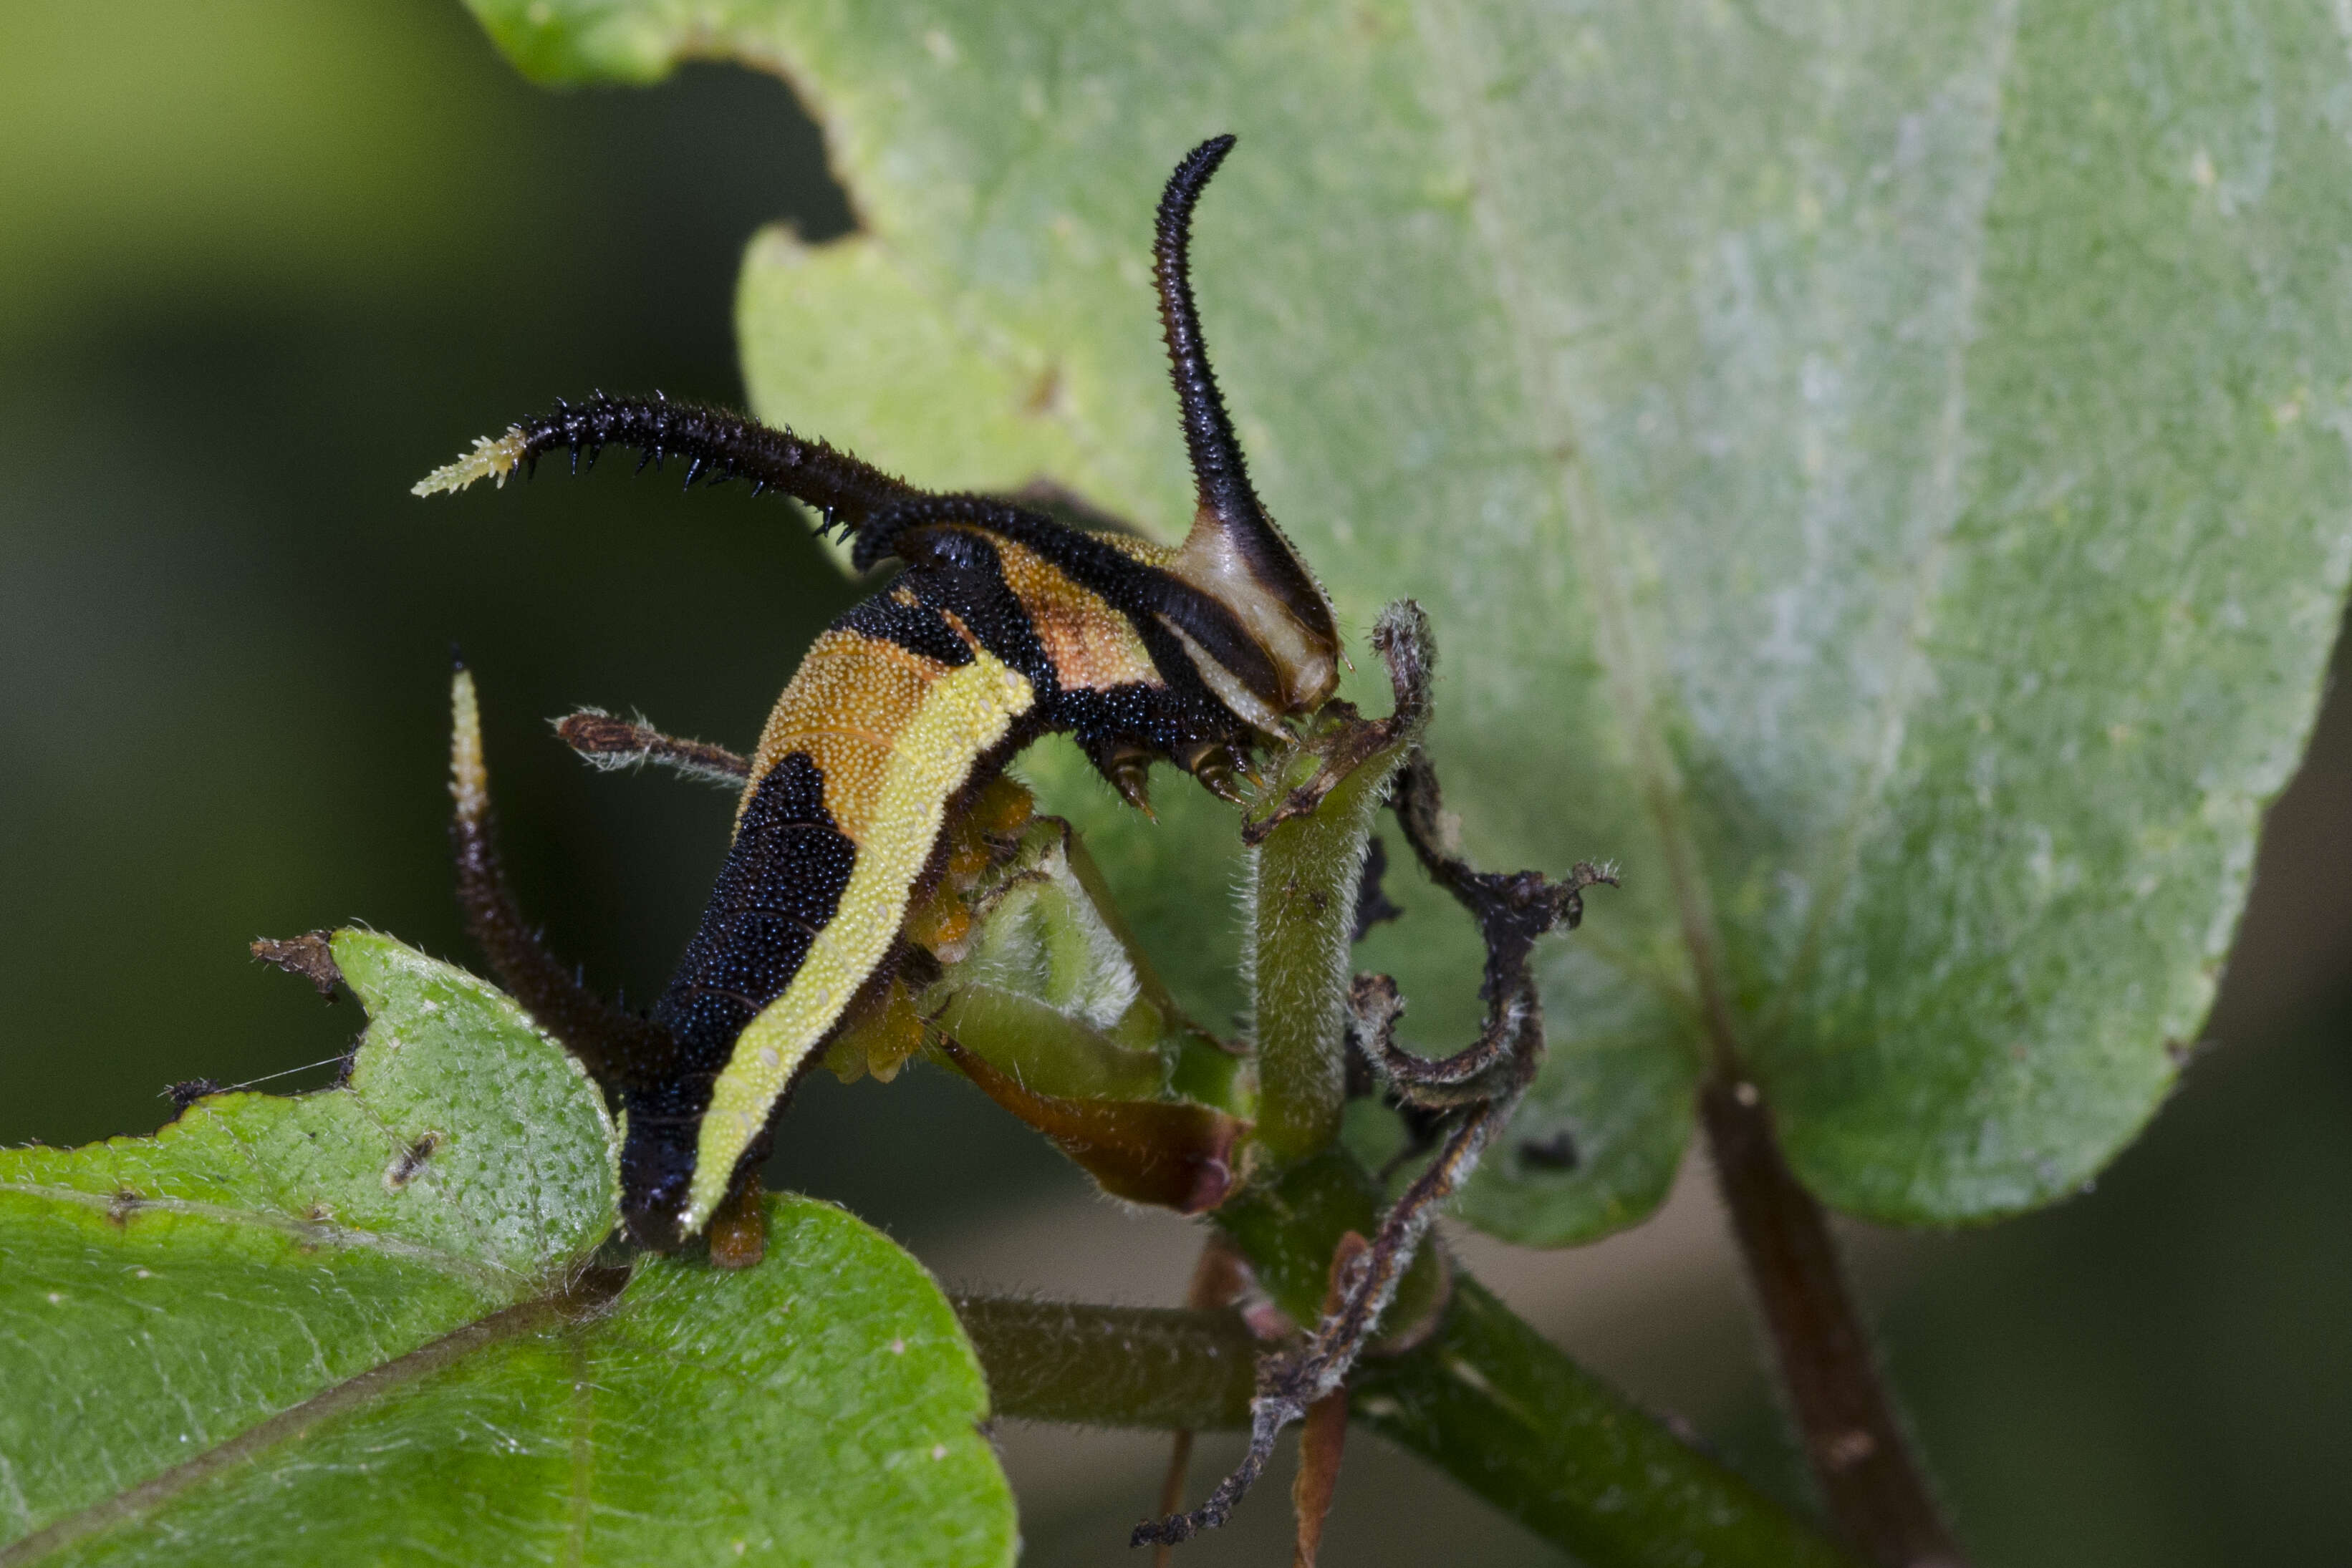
[747,627,960,842]
[683,647,1038,1231]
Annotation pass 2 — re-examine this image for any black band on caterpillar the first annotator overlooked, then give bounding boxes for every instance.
[852,491,1286,711]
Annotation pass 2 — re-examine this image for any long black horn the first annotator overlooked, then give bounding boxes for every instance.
[1151,137,1341,717]
[1155,137,1265,536]
[1152,137,1339,689]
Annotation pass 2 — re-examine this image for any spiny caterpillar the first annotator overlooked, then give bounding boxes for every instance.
[419,135,1338,1254]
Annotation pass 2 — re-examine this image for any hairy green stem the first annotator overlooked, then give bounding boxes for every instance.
[952,1266,1861,1568]
[1245,730,1413,1163]
[1353,1279,1861,1568]
[953,1297,1258,1430]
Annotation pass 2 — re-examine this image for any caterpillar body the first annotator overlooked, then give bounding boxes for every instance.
[421,135,1337,1252]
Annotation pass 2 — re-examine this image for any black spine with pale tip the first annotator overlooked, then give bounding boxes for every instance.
[506,391,922,536]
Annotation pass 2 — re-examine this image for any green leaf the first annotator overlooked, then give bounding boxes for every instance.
[465,0,2352,1231]
[0,932,1013,1566]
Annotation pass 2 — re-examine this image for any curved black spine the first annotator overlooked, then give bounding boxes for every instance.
[509,392,923,538]
[1155,136,1261,531]
[1152,135,1336,638]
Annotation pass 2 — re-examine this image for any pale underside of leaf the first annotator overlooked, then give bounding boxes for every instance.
[467,0,2352,1232]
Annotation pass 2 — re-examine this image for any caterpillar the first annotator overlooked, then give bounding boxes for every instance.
[419,135,1338,1253]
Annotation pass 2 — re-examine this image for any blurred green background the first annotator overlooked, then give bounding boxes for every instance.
[3,4,2346,1563]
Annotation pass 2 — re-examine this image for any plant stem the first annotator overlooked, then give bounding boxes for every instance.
[1246,604,1431,1166]
[951,1297,1256,1430]
[1698,1078,1969,1568]
[1210,1149,1448,1341]
[950,1276,1864,1568]
[1354,1279,1861,1568]
[1221,1150,1859,1567]
[1247,724,1414,1163]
